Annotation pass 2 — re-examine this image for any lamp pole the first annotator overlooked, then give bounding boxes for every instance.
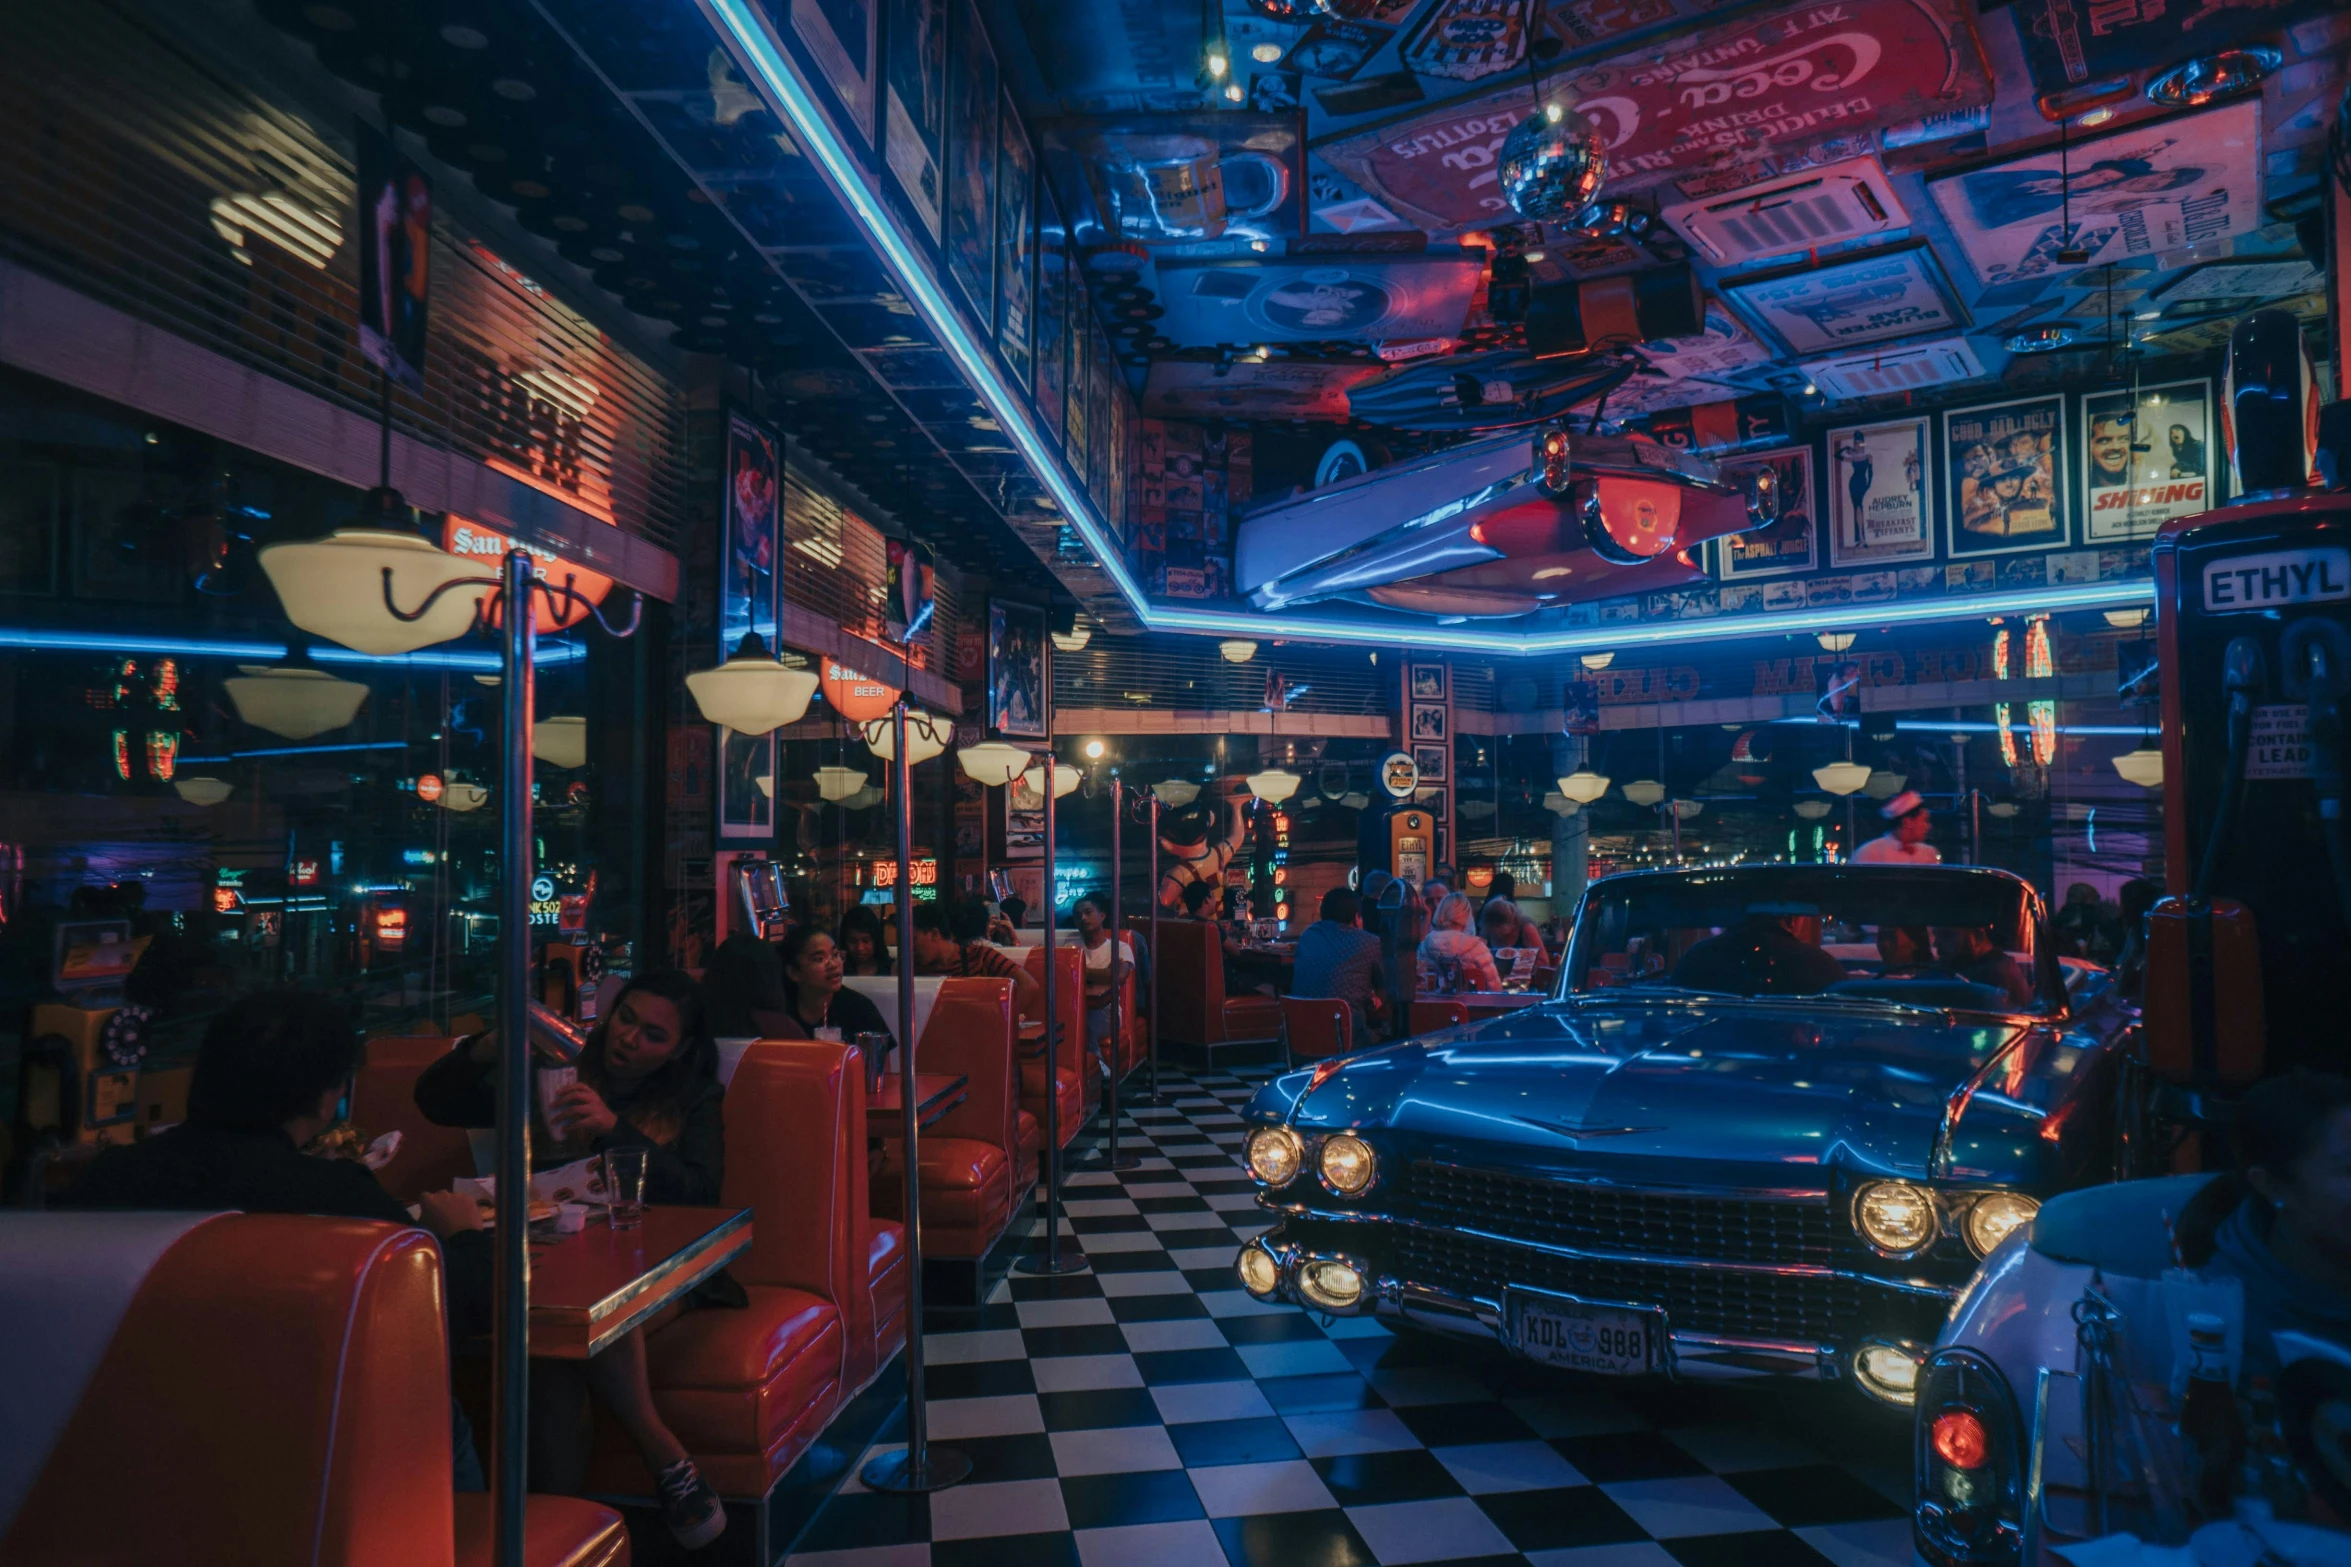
[863,699,971,1492]
[1144,792,1162,1105]
[491,549,535,1567]
[1017,656,1085,1274]
[1087,777,1139,1171]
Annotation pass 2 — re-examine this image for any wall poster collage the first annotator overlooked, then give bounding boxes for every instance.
[1943,395,2066,557]
[881,0,943,241]
[943,0,998,320]
[718,413,783,841]
[1714,447,1816,580]
[1827,419,1931,569]
[2083,380,2215,539]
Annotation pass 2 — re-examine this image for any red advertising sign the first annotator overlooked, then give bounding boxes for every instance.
[821,660,901,723]
[290,858,320,888]
[441,515,615,632]
[1319,0,1990,231]
[416,774,445,803]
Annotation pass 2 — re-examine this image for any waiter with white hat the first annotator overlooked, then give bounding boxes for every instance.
[1854,791,1939,864]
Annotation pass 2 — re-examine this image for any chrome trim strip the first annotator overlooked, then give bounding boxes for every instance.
[1370,1277,1837,1378]
[1267,1202,1959,1299]
[1933,1028,2031,1179]
[1408,1155,1831,1206]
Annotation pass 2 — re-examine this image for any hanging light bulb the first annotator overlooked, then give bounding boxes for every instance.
[1557,769,1610,803]
[1245,767,1302,803]
[1021,758,1082,799]
[1621,779,1665,807]
[814,764,868,802]
[1579,651,1614,671]
[174,777,234,806]
[1219,639,1258,663]
[958,741,1032,787]
[534,715,588,769]
[225,663,369,740]
[686,633,819,735]
[1813,761,1872,795]
[860,708,952,764]
[1151,779,1202,807]
[2112,747,2164,788]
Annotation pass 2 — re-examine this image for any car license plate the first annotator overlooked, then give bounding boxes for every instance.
[1507,1289,1664,1376]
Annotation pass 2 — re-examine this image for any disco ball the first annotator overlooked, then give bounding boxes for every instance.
[1497,107,1607,224]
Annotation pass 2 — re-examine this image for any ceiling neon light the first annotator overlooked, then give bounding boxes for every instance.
[696,0,2159,658]
[0,627,588,670]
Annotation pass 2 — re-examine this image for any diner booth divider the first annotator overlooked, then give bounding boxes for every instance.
[1016,945,1091,1173]
[1147,919,1284,1065]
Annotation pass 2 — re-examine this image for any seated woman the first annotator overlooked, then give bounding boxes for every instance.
[985,896,1026,947]
[412,970,729,1549]
[838,905,893,977]
[1072,891,1134,1069]
[1478,897,1547,966]
[1418,893,1504,994]
[771,924,894,1047]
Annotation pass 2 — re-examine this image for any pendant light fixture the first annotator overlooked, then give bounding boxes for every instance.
[1812,761,1872,795]
[173,777,234,806]
[1021,758,1082,800]
[1244,767,1302,804]
[257,528,486,655]
[1152,779,1201,807]
[686,632,819,735]
[225,659,369,740]
[814,764,868,802]
[1557,769,1610,803]
[860,708,951,764]
[1621,779,1665,807]
[533,715,588,769]
[958,741,1032,788]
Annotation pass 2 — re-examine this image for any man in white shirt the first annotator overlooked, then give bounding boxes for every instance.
[1855,790,1941,865]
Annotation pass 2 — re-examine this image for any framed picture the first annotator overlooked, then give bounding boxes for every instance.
[1033,183,1069,443]
[717,728,775,841]
[1927,99,2263,290]
[2082,378,2217,540]
[995,93,1035,391]
[1409,664,1446,700]
[943,0,998,321]
[882,0,944,241]
[790,0,878,145]
[721,412,781,654]
[1063,275,1090,486]
[1410,703,1447,743]
[1827,418,1932,569]
[986,598,1047,739]
[1723,242,1969,356]
[1412,743,1449,784]
[1943,394,2068,557]
[1714,446,1816,580]
[1562,679,1600,735]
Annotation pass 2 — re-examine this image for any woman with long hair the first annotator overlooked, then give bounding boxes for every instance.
[1072,891,1133,1067]
[838,905,893,977]
[412,970,731,1547]
[771,924,894,1045]
[1418,892,1504,994]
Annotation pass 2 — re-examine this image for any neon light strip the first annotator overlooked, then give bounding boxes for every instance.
[177,741,410,763]
[0,628,588,669]
[1892,721,2144,736]
[699,0,2161,658]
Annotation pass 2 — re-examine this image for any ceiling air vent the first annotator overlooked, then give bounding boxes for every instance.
[1802,337,1985,400]
[1661,158,1909,266]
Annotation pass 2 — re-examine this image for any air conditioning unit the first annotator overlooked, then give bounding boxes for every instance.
[1662,158,1909,266]
[1802,337,1986,400]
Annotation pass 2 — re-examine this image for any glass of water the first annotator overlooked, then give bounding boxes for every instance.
[602,1146,649,1230]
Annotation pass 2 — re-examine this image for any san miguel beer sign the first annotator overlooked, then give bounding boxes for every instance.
[1319,0,1991,232]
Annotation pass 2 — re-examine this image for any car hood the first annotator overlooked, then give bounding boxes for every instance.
[1260,996,2062,1188]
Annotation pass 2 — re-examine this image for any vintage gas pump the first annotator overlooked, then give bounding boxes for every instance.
[2146,307,2350,1093]
[20,919,148,1153]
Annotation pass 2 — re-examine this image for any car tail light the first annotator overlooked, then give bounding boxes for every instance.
[1914,1350,2022,1567]
[1931,1410,1988,1469]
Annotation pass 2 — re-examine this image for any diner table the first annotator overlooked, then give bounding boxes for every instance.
[524,1203,752,1358]
[871,1071,968,1130]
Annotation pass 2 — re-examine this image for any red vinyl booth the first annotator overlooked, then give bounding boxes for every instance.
[1278,996,1354,1064]
[353,1033,479,1206]
[1152,919,1282,1062]
[871,978,1020,1261]
[1016,944,1090,1170]
[1,1211,626,1567]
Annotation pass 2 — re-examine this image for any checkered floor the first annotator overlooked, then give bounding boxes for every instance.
[786,1066,1922,1567]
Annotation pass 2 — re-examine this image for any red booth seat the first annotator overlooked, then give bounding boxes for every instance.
[1153,920,1282,1059]
[1,1210,625,1567]
[1279,995,1355,1063]
[1017,944,1093,1152]
[872,978,1018,1260]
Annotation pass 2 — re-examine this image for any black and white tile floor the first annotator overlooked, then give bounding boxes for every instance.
[788,1066,1922,1567]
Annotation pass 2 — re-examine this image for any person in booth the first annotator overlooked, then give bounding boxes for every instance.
[767,925,895,1044]
[1482,872,1549,956]
[1855,791,1941,865]
[67,988,494,1491]
[985,895,1027,946]
[1930,924,2034,1008]
[908,900,1043,1012]
[1673,908,1847,997]
[1072,891,1134,1070]
[837,905,893,977]
[1291,886,1386,1038]
[412,970,732,1549]
[702,928,790,1038]
[1418,893,1504,994]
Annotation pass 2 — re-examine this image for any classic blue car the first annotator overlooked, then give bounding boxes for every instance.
[1236,864,2146,1405]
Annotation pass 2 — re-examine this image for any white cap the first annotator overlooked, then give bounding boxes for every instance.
[1880,790,1926,820]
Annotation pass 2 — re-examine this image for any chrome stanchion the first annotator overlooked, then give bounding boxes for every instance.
[490,550,534,1567]
[1016,683,1086,1275]
[1143,792,1162,1105]
[864,699,971,1491]
[1086,776,1140,1171]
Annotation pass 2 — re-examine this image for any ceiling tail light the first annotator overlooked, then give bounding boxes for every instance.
[1536,427,1571,496]
[2146,47,2281,108]
[1577,478,1681,565]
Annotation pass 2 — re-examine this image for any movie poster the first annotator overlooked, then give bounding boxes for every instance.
[1032,184,1069,444]
[1944,395,2067,557]
[792,0,878,144]
[1716,447,1816,579]
[995,93,1034,391]
[987,598,1047,739]
[355,124,430,390]
[2007,0,2337,97]
[1064,282,1090,489]
[883,0,944,241]
[1827,418,1931,568]
[718,413,782,842]
[1927,99,2262,291]
[1400,0,1525,81]
[943,0,997,319]
[2082,379,2216,541]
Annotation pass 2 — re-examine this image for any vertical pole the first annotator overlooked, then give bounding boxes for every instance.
[1146,793,1162,1105]
[378,368,394,491]
[1092,778,1138,1170]
[1016,703,1085,1273]
[864,701,970,1492]
[491,550,535,1567]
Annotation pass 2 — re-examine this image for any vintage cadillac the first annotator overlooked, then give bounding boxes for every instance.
[1236,864,2149,1405]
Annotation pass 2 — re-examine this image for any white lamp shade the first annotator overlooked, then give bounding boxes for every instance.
[1218,639,1258,663]
[257,529,486,655]
[1151,779,1202,807]
[1863,769,1907,800]
[225,666,369,740]
[1793,798,1833,820]
[1621,779,1665,806]
[1986,800,2021,818]
[2104,608,2149,630]
[441,781,490,812]
[1670,798,1704,819]
[1813,761,1872,795]
[1579,651,1614,670]
[534,715,587,769]
[958,741,1033,788]
[686,656,818,735]
[1245,767,1302,803]
[845,784,885,810]
[2113,747,2164,788]
[1021,759,1082,799]
[173,777,234,806]
[1557,769,1610,804]
[1339,791,1370,809]
[755,774,773,798]
[860,709,951,764]
[1051,627,1091,652]
[1815,631,1857,653]
[1541,791,1577,816]
[814,764,868,802]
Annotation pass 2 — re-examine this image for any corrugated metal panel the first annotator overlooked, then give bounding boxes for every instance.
[0,1,686,552]
[782,466,958,676]
[1055,636,1395,718]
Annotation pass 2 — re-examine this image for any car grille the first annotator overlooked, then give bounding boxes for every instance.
[1392,1225,1862,1342]
[1403,1162,1840,1267]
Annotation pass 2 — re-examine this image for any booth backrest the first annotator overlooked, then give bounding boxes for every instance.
[1153,919,1222,1043]
[354,1035,478,1205]
[3,1212,454,1567]
[1279,996,1354,1062]
[920,978,1018,1155]
[721,1039,858,1317]
[1020,943,1086,1058]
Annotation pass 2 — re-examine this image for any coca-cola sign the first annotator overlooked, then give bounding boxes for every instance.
[1318,0,1989,232]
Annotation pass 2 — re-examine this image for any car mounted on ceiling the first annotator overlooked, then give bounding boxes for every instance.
[1234,423,1781,619]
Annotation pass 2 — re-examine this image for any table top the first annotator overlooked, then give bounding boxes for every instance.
[872,1071,967,1128]
[1444,990,1547,1011]
[526,1205,752,1359]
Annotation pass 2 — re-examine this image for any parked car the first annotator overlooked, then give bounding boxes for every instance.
[1236,864,2148,1405]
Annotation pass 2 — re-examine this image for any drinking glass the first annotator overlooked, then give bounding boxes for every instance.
[602,1146,648,1230]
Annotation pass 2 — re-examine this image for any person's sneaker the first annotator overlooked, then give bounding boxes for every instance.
[656,1457,726,1550]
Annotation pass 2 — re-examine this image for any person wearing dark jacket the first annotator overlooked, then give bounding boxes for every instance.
[67,988,491,1490]
[768,924,895,1046]
[412,968,729,1548]
[1673,912,1848,996]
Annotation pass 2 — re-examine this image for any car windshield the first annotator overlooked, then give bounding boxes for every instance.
[1566,866,2057,1014]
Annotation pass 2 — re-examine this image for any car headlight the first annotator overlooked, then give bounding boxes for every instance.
[1246,1126,1304,1186]
[1298,1257,1365,1311]
[1853,1180,1937,1255]
[1963,1192,2039,1258]
[1236,1244,1281,1297]
[1319,1133,1377,1196]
